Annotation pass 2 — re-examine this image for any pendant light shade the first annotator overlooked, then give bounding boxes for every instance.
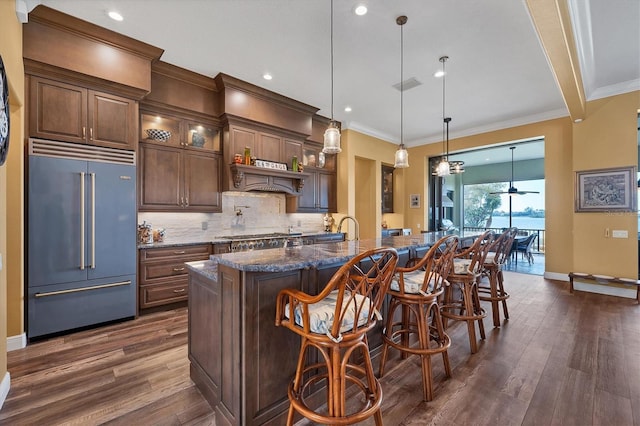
[323,0,342,154]
[432,56,464,176]
[394,15,409,168]
[323,120,341,154]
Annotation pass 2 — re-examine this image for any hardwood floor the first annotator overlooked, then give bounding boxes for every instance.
[2,273,639,425]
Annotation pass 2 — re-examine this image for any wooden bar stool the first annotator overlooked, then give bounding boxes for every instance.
[275,247,398,426]
[478,227,518,327]
[378,235,459,401]
[441,231,494,354]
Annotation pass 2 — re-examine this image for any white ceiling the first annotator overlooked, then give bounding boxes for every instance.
[25,0,640,165]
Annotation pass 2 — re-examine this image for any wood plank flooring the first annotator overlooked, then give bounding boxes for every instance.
[2,273,639,425]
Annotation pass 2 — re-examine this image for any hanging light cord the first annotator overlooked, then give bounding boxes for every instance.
[330,0,334,121]
[441,56,447,159]
[400,18,404,149]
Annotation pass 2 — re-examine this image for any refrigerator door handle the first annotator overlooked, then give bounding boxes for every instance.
[80,172,85,270]
[90,172,96,269]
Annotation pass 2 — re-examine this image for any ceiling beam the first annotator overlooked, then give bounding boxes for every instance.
[525,0,586,122]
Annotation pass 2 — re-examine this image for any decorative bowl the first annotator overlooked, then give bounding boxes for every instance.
[191,132,206,147]
[146,128,172,141]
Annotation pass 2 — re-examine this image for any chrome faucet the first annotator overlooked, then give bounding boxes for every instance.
[337,215,360,241]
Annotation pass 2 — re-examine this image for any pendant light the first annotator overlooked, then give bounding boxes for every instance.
[433,56,464,176]
[394,15,409,168]
[323,0,341,154]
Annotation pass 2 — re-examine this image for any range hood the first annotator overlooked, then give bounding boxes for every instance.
[229,164,309,196]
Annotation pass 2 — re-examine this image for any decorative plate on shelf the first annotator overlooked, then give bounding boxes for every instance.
[0,55,10,166]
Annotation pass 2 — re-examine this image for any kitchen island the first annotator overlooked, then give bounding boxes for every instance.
[186,231,476,426]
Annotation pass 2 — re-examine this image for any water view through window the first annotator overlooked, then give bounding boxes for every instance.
[463,179,545,230]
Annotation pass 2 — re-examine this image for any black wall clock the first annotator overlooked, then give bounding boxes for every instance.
[0,55,10,166]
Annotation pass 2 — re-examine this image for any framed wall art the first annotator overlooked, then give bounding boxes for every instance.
[574,166,637,212]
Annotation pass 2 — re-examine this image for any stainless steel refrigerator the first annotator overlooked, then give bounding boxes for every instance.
[27,138,137,339]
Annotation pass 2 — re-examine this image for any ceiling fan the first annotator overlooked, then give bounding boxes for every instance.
[490,146,540,195]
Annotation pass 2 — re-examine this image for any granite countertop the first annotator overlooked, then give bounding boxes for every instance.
[138,232,344,249]
[186,231,479,275]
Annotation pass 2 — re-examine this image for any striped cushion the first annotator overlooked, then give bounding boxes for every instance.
[391,271,436,294]
[286,290,375,335]
[453,258,473,274]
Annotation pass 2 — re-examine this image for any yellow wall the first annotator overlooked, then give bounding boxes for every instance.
[337,91,638,279]
[572,92,639,277]
[1,0,26,390]
[337,130,407,238]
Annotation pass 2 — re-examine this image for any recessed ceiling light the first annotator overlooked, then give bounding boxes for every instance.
[434,70,445,78]
[108,11,123,21]
[344,106,352,112]
[263,73,273,80]
[354,5,368,16]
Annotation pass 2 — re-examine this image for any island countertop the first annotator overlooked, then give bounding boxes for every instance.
[186,230,481,426]
[187,231,480,274]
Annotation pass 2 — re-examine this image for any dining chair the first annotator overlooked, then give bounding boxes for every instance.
[275,247,398,426]
[378,235,459,401]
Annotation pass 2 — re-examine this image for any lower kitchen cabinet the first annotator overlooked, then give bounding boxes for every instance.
[138,244,212,310]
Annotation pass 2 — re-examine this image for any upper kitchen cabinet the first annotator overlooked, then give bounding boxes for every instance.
[29,76,138,150]
[138,62,222,213]
[140,111,220,152]
[226,124,303,166]
[215,74,319,193]
[286,141,337,213]
[24,6,163,148]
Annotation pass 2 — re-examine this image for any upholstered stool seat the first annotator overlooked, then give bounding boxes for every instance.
[441,231,494,354]
[478,227,518,327]
[275,247,398,426]
[378,235,458,401]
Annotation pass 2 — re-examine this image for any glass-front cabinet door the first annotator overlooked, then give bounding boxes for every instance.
[140,112,219,152]
[186,121,220,151]
[140,112,181,147]
[303,143,336,171]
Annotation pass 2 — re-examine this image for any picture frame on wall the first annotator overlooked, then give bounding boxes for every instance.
[410,193,420,208]
[575,166,637,212]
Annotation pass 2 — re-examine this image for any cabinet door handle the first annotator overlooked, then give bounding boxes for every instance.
[172,267,186,272]
[90,127,94,140]
[173,288,186,293]
[173,250,186,254]
[185,197,189,206]
[80,172,85,270]
[180,196,184,206]
[82,126,86,138]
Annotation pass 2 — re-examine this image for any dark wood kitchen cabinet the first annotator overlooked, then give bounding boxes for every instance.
[29,76,137,150]
[138,244,212,310]
[287,142,337,213]
[138,111,222,212]
[227,124,303,166]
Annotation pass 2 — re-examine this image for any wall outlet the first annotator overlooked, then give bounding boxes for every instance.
[202,221,208,230]
[417,223,421,229]
[0,253,2,271]
[612,230,628,238]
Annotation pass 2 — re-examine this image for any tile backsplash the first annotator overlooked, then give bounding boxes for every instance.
[138,191,327,243]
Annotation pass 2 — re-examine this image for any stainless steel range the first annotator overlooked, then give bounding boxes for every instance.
[224,233,303,252]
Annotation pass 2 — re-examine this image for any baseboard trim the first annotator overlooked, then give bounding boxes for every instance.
[7,333,26,352]
[573,280,637,299]
[544,271,568,281]
[0,372,10,411]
